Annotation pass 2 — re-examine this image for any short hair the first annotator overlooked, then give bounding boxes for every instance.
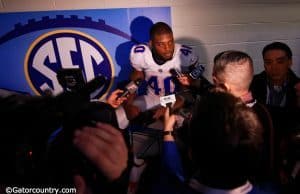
[149,22,173,40]
[213,51,226,64]
[189,90,263,187]
[262,42,292,59]
[213,50,254,93]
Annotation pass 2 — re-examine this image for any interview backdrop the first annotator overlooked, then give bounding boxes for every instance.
[0,7,171,99]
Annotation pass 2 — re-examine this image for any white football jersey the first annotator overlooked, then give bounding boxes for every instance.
[130,43,198,97]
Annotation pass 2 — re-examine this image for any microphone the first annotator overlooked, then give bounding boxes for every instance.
[170,63,205,80]
[118,79,142,98]
[189,63,205,79]
[188,64,214,93]
[160,94,176,115]
[170,64,213,95]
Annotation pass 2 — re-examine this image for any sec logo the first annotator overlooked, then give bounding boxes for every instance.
[24,30,114,99]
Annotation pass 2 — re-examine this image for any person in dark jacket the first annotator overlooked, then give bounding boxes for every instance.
[250,42,300,109]
[250,41,300,188]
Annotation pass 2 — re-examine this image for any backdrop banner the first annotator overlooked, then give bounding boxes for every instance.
[0,7,171,99]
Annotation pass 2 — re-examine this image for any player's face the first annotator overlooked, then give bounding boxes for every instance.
[151,33,175,61]
[263,49,292,85]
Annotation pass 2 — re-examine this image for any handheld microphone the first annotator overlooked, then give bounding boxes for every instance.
[118,79,142,98]
[160,94,176,115]
[189,63,205,79]
[188,63,214,93]
[170,63,205,80]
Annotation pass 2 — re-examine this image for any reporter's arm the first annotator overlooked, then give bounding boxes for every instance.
[106,89,127,108]
[163,107,176,142]
[162,107,185,181]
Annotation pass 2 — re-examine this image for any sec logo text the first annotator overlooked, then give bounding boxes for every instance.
[24,30,114,99]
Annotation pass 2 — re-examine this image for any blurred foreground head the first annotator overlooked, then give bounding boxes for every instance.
[189,89,263,188]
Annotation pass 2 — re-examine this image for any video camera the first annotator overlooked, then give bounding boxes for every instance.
[51,68,121,174]
[5,68,124,187]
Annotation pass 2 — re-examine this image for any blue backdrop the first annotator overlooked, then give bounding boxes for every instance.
[0,7,171,99]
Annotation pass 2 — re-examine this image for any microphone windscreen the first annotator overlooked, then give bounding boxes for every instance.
[189,63,205,79]
[118,79,142,98]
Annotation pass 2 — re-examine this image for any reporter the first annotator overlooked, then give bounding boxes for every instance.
[154,90,266,194]
[213,50,276,185]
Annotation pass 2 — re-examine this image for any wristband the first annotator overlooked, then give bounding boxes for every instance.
[163,131,174,136]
